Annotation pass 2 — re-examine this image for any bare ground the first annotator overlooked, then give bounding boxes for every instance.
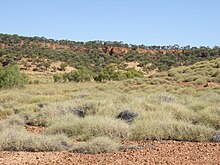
[0,140,219,165]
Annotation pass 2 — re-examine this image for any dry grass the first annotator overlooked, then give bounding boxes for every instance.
[70,136,120,154]
[130,119,215,141]
[0,67,220,152]
[45,115,130,141]
[0,127,70,151]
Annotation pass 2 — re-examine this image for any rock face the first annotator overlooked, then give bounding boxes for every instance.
[117,111,138,123]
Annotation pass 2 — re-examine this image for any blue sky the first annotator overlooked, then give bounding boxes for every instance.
[0,0,219,46]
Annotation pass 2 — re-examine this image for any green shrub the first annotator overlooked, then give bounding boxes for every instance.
[193,78,206,85]
[125,68,144,79]
[167,70,178,77]
[53,73,64,83]
[0,65,27,88]
[64,68,93,82]
[59,63,68,71]
[70,136,120,154]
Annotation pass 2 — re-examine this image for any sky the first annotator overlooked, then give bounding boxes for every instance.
[0,0,219,47]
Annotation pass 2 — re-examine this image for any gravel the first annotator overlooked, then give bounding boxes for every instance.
[0,140,219,165]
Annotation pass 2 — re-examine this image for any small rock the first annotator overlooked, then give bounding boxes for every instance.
[117,110,138,123]
[212,133,220,142]
[72,109,86,118]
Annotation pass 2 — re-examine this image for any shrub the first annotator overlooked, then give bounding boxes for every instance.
[53,73,64,83]
[125,68,144,79]
[0,65,27,88]
[193,78,206,85]
[70,136,120,154]
[59,63,68,71]
[167,70,179,77]
[64,68,93,82]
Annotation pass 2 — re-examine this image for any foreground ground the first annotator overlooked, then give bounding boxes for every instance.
[0,140,219,165]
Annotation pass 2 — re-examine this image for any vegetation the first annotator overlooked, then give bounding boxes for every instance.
[0,71,220,152]
[150,58,220,84]
[0,33,219,153]
[0,65,27,88]
[0,33,219,75]
[54,66,144,82]
[70,137,120,154]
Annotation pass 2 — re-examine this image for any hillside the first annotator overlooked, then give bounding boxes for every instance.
[148,57,220,86]
[0,33,220,77]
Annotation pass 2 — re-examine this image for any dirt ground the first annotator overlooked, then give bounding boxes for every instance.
[0,140,219,165]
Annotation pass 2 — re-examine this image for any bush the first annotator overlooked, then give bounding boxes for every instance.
[125,68,144,79]
[193,78,206,85]
[70,136,120,154]
[53,73,64,83]
[64,68,93,82]
[0,65,27,88]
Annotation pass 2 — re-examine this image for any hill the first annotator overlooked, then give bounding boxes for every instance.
[0,33,220,78]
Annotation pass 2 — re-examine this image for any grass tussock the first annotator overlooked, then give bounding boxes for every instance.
[0,128,70,151]
[45,115,130,141]
[131,119,216,141]
[70,137,120,154]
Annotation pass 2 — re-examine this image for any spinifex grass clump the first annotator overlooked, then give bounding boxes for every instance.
[45,115,130,141]
[70,136,121,154]
[0,127,70,151]
[131,119,216,141]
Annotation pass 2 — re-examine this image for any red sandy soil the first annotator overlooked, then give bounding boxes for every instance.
[0,116,7,120]
[24,125,45,134]
[0,140,219,165]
